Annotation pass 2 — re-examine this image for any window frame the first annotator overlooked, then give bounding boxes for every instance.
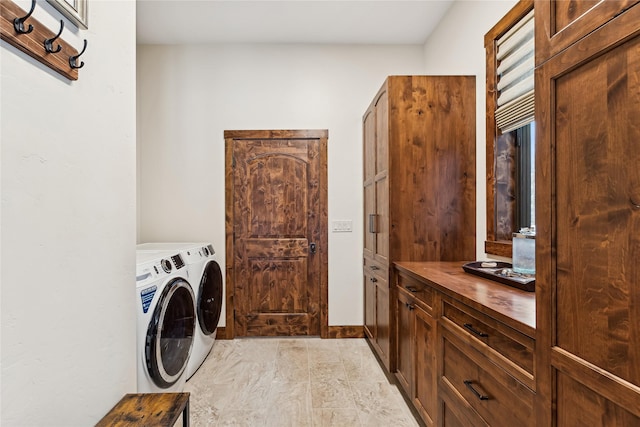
[484,0,534,258]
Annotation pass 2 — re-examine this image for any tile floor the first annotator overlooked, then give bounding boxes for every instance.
[183,337,420,426]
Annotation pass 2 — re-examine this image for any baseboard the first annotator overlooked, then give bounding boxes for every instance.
[215,327,230,340]
[216,325,364,339]
[326,325,365,338]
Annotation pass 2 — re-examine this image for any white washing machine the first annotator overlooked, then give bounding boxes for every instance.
[136,251,196,393]
[137,243,223,379]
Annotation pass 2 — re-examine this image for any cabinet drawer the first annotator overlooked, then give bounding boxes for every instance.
[440,329,535,427]
[364,257,388,280]
[441,297,534,384]
[396,272,433,311]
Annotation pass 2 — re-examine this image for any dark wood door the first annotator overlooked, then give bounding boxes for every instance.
[373,89,389,265]
[225,130,328,337]
[535,5,640,425]
[363,105,375,260]
[396,290,413,395]
[414,303,436,427]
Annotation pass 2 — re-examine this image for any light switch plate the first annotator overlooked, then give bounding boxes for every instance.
[332,220,353,232]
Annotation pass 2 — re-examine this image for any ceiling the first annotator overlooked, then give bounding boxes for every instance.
[136,0,455,45]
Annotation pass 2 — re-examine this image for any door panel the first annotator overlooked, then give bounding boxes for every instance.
[375,174,389,263]
[554,34,640,387]
[396,290,413,395]
[364,269,376,339]
[363,107,376,259]
[249,258,308,313]
[414,305,436,426]
[376,279,390,366]
[227,131,327,337]
[535,8,640,423]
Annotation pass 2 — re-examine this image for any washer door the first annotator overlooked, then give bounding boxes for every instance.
[145,278,195,388]
[198,260,223,336]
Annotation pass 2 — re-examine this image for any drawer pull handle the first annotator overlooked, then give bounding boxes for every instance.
[370,277,378,283]
[464,323,489,338]
[464,380,490,401]
[405,286,418,293]
[370,265,379,270]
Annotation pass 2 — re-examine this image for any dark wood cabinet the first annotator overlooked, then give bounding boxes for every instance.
[414,300,437,425]
[396,273,437,426]
[535,2,640,425]
[363,75,476,372]
[439,327,535,427]
[363,257,391,369]
[394,262,536,427]
[439,294,535,427]
[535,0,640,65]
[396,288,413,394]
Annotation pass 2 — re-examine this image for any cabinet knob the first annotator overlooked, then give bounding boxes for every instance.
[370,277,378,283]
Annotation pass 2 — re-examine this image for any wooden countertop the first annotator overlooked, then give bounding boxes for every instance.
[394,261,536,337]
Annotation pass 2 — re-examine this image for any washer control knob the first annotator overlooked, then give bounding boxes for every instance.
[161,259,172,273]
[202,246,209,256]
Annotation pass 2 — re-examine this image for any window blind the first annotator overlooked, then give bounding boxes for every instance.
[495,9,534,133]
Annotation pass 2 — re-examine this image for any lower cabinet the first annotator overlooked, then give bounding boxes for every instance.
[364,258,391,370]
[393,262,536,427]
[413,299,437,424]
[439,327,535,426]
[396,275,437,426]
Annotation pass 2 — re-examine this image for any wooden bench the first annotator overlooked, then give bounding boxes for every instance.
[96,393,189,427]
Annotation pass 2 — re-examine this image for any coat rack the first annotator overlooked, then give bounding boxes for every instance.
[0,0,86,80]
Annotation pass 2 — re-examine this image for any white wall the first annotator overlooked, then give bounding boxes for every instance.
[1,0,137,425]
[422,0,518,259]
[137,1,520,328]
[137,44,425,326]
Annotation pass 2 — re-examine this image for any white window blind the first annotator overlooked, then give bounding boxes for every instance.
[495,9,534,133]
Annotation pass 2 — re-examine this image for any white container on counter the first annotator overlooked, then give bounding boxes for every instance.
[512,228,535,275]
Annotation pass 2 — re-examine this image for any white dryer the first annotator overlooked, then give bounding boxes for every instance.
[136,251,196,393]
[137,243,223,379]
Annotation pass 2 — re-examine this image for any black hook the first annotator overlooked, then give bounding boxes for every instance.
[69,39,87,69]
[44,20,64,53]
[14,0,36,34]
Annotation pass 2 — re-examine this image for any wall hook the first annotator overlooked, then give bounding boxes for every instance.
[14,0,36,34]
[69,39,87,69]
[44,20,64,53]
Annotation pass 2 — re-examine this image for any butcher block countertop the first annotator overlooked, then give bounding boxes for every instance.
[394,261,536,337]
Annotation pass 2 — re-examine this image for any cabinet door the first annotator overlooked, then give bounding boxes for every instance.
[373,90,389,264]
[363,106,376,259]
[536,6,640,425]
[396,290,413,395]
[535,0,640,64]
[414,304,437,427]
[375,277,391,369]
[364,267,376,340]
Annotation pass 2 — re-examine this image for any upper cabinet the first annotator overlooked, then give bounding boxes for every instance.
[535,0,640,64]
[535,1,640,425]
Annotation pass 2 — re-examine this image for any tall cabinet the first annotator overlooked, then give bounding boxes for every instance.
[363,75,476,372]
[535,2,640,425]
